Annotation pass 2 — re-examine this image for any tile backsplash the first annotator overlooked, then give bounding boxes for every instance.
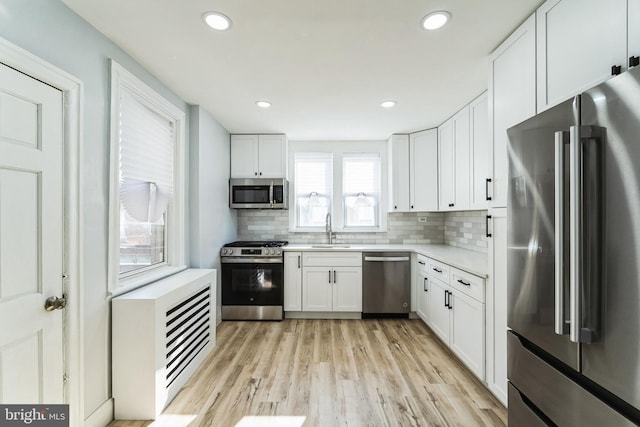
[236,209,488,253]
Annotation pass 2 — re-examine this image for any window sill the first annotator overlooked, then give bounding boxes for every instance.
[288,228,387,233]
[110,265,188,298]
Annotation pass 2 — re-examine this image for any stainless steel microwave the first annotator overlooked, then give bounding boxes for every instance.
[229,178,289,209]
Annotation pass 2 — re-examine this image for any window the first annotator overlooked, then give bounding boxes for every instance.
[294,153,332,228]
[343,155,380,228]
[108,61,186,294]
[290,141,386,232]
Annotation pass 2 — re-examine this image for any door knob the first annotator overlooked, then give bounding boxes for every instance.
[44,295,67,311]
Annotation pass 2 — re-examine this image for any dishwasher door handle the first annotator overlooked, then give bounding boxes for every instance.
[364,256,410,262]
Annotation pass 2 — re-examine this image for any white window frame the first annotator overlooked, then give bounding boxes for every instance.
[342,154,381,230]
[288,140,388,233]
[108,60,186,295]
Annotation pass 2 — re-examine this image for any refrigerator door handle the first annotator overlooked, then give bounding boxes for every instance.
[554,131,569,335]
[569,124,604,344]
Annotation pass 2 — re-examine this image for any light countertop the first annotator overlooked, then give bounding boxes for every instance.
[284,244,488,278]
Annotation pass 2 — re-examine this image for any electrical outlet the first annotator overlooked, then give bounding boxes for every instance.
[418,216,427,223]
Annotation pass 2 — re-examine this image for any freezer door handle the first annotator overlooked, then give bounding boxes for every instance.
[554,130,569,335]
[569,124,604,344]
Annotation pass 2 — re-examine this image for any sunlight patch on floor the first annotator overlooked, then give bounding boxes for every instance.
[234,416,307,427]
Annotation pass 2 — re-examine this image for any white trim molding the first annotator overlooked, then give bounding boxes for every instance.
[0,36,84,427]
[83,398,113,427]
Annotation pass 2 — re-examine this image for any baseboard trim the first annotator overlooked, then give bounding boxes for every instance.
[84,398,113,427]
[284,311,361,319]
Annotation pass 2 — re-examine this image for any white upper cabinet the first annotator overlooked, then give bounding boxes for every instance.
[469,92,490,210]
[388,131,438,212]
[409,129,438,212]
[438,105,470,211]
[387,134,411,212]
[489,14,536,208]
[630,0,640,67]
[536,0,627,111]
[230,134,287,178]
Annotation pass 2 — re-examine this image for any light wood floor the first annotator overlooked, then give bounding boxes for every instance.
[109,319,506,427]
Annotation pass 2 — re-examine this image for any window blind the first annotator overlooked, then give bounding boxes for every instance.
[119,89,174,223]
[294,152,333,228]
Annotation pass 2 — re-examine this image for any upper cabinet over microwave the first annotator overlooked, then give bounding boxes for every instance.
[230,134,288,179]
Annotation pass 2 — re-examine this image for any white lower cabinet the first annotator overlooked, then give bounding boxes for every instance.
[301,252,362,312]
[415,255,431,323]
[424,260,486,381]
[284,252,302,311]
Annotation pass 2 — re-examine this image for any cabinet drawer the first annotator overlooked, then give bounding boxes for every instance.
[450,267,484,303]
[426,258,450,283]
[416,254,429,274]
[302,251,362,267]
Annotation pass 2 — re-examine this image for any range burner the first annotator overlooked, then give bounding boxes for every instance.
[223,240,289,248]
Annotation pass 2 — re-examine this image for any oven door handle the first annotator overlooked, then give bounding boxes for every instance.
[221,257,284,264]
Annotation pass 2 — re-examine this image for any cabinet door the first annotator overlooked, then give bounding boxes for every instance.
[416,271,430,324]
[469,92,490,210]
[332,266,362,312]
[486,208,508,404]
[630,0,640,65]
[230,134,259,178]
[536,0,627,111]
[489,14,536,208]
[427,279,450,343]
[450,290,485,380]
[284,252,302,311]
[452,106,470,211]
[258,134,287,178]
[388,134,410,212]
[410,129,438,212]
[438,119,455,211]
[302,267,332,311]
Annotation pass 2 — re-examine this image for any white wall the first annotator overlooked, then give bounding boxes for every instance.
[189,106,237,322]
[0,0,230,421]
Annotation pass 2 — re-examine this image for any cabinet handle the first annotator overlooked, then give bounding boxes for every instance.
[424,277,428,292]
[630,56,640,68]
[259,172,262,176]
[486,215,493,238]
[394,205,397,210]
[457,279,471,287]
[448,203,454,207]
[254,172,258,176]
[433,267,442,273]
[411,205,414,209]
[418,260,426,265]
[329,270,332,283]
[444,289,448,307]
[486,178,492,201]
[611,65,622,76]
[448,291,453,310]
[297,255,301,269]
[333,270,336,283]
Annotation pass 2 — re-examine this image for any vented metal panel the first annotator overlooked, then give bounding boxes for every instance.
[165,285,210,388]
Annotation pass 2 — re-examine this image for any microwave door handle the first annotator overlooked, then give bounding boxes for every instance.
[269,181,274,207]
[554,130,569,335]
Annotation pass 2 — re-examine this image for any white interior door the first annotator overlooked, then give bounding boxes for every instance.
[0,62,64,403]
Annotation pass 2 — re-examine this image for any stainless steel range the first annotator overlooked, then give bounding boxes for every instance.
[220,241,288,320]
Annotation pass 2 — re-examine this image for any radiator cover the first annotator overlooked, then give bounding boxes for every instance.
[112,269,216,420]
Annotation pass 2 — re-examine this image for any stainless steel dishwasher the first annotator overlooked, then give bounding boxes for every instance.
[362,252,411,317]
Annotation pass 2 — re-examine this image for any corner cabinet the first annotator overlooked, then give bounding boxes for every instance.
[301,252,362,312]
[488,14,536,208]
[388,131,438,212]
[438,106,470,211]
[284,252,302,311]
[230,134,287,178]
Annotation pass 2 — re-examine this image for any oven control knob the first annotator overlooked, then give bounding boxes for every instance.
[268,249,274,255]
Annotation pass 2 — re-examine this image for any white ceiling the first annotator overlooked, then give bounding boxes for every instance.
[62,0,542,141]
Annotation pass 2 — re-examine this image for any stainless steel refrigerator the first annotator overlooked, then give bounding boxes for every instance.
[507,65,640,426]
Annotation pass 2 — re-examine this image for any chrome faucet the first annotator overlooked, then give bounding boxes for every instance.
[325,212,334,244]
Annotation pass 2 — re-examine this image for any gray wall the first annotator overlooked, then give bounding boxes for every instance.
[0,0,204,420]
[189,106,237,322]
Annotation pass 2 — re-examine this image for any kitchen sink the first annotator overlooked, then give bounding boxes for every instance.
[311,244,351,248]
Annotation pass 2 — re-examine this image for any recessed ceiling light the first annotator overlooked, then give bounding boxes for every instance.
[202,12,232,31]
[256,101,271,108]
[421,11,451,30]
[380,100,397,108]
